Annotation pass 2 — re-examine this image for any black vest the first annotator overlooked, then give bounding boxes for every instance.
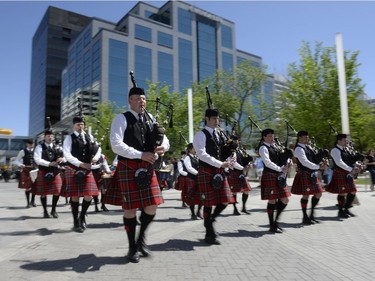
[261,143,281,173]
[333,146,352,169]
[23,149,34,166]
[187,154,199,178]
[295,144,316,173]
[199,129,222,169]
[39,143,58,171]
[70,133,91,163]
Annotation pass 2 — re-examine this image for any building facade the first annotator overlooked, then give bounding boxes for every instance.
[28,7,91,136]
[60,1,263,119]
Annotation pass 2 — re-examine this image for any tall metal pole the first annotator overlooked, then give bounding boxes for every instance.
[187,88,194,143]
[335,32,350,135]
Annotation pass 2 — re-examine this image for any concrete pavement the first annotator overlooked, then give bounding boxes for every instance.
[1,178,375,281]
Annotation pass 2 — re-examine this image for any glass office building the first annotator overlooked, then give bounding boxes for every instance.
[28,7,91,136]
[60,1,263,119]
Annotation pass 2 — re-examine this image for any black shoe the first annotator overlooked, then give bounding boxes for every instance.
[302,217,313,225]
[269,225,282,233]
[31,202,36,207]
[72,225,84,233]
[127,248,140,263]
[50,211,59,218]
[338,210,350,218]
[137,241,152,257]
[101,204,109,212]
[196,213,203,219]
[233,209,241,216]
[43,211,50,218]
[79,216,87,230]
[191,214,198,220]
[95,205,100,212]
[204,235,221,245]
[310,215,320,223]
[241,208,251,214]
[26,203,31,208]
[345,209,356,217]
[182,202,188,208]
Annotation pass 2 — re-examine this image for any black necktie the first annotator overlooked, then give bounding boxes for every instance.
[138,114,145,145]
[138,113,144,124]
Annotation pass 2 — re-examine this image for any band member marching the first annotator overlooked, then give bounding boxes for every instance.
[103,73,170,263]
[14,138,37,208]
[175,150,188,207]
[183,143,203,220]
[61,116,101,233]
[193,108,235,245]
[32,129,65,218]
[258,128,291,233]
[325,133,360,218]
[291,131,326,225]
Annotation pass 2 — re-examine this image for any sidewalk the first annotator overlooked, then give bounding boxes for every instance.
[1,179,375,281]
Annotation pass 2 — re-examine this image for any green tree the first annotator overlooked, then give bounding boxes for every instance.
[279,41,374,151]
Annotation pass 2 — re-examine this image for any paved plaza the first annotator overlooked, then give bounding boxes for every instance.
[1,178,375,281]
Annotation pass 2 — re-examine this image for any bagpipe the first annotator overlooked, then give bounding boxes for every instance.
[129,71,173,171]
[308,136,330,165]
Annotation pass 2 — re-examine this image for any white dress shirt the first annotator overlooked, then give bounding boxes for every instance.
[13,148,33,167]
[193,126,223,168]
[34,142,55,167]
[294,143,320,170]
[177,158,188,176]
[183,154,199,175]
[330,145,352,172]
[259,142,283,172]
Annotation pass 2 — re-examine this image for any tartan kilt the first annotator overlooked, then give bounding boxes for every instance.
[195,166,235,207]
[291,170,324,195]
[228,169,252,193]
[92,168,105,191]
[174,175,186,191]
[60,165,99,197]
[261,170,291,200]
[32,170,62,195]
[101,158,164,209]
[182,176,198,206]
[325,168,357,194]
[18,167,33,190]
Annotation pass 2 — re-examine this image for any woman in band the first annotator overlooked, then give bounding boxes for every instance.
[183,143,202,220]
[291,131,325,225]
[325,134,359,218]
[175,150,188,206]
[33,129,64,218]
[258,128,291,233]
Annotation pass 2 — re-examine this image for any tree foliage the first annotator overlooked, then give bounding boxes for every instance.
[279,41,374,152]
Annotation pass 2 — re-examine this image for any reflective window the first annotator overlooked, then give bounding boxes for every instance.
[135,24,152,42]
[157,31,173,48]
[197,19,216,81]
[92,40,101,84]
[0,139,8,150]
[135,45,152,89]
[84,29,91,47]
[108,39,128,107]
[221,25,233,49]
[178,8,192,35]
[83,50,91,88]
[222,52,233,72]
[10,139,25,151]
[178,38,192,92]
[158,51,173,89]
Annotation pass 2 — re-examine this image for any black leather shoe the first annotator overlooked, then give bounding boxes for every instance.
[302,217,313,225]
[43,211,50,218]
[241,208,251,214]
[72,224,84,233]
[233,209,241,216]
[191,214,198,220]
[137,241,152,257]
[31,202,37,207]
[50,211,59,218]
[79,216,87,230]
[338,210,350,218]
[269,225,282,233]
[345,209,356,217]
[94,205,100,212]
[127,248,140,263]
[204,235,221,245]
[310,215,320,223]
[196,212,203,219]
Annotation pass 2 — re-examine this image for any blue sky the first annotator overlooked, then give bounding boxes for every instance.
[0,1,374,136]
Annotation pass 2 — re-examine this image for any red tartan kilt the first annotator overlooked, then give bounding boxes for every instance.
[101,159,164,209]
[291,170,324,195]
[60,165,99,197]
[228,169,252,193]
[325,168,357,194]
[92,168,105,191]
[182,176,198,205]
[18,168,34,190]
[174,175,185,191]
[31,170,62,195]
[195,166,235,207]
[260,171,291,200]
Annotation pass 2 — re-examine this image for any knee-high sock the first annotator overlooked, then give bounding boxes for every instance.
[275,200,287,222]
[189,205,195,216]
[300,198,308,218]
[203,206,213,235]
[93,195,99,205]
[80,199,92,217]
[123,217,137,250]
[311,196,320,217]
[51,195,59,212]
[337,195,346,211]
[242,193,249,209]
[31,193,35,204]
[71,201,80,226]
[25,191,30,205]
[138,211,155,244]
[40,196,47,212]
[344,193,356,210]
[212,204,227,221]
[267,203,275,226]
